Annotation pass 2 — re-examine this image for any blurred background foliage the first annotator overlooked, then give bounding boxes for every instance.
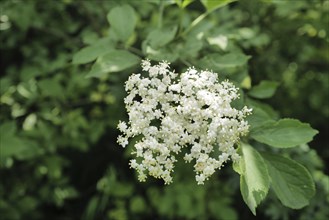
[0,0,328,219]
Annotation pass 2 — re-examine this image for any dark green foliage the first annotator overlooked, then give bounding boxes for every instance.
[0,0,328,219]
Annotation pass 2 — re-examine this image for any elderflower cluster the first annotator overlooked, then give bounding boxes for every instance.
[117,60,252,185]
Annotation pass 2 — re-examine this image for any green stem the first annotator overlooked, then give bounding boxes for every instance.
[128,47,144,57]
[180,10,212,37]
[178,6,185,36]
[158,0,165,29]
[179,58,192,67]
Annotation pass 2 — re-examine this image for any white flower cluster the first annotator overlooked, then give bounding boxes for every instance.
[117,60,252,185]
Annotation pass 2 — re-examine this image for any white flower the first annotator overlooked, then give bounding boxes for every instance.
[117,135,128,148]
[118,60,252,184]
[117,121,127,132]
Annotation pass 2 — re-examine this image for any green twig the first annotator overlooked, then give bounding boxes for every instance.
[128,47,144,57]
[180,10,211,37]
[158,0,165,29]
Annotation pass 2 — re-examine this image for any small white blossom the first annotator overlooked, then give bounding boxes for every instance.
[117,135,128,148]
[117,121,127,132]
[118,60,252,184]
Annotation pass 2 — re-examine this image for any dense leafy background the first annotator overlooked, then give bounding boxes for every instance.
[0,0,328,219]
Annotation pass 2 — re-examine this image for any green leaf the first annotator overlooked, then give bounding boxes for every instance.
[72,38,114,64]
[246,98,279,120]
[145,26,177,48]
[130,196,146,213]
[86,50,140,78]
[248,80,279,99]
[236,143,270,215]
[38,79,64,98]
[240,75,251,89]
[199,53,250,71]
[180,36,203,59]
[0,77,12,94]
[107,5,137,42]
[15,140,43,160]
[84,196,100,220]
[261,153,315,209]
[207,35,228,50]
[0,122,42,160]
[1,133,27,158]
[0,122,16,136]
[209,199,238,220]
[201,0,237,11]
[0,122,25,158]
[246,106,275,131]
[144,46,179,62]
[250,119,318,148]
